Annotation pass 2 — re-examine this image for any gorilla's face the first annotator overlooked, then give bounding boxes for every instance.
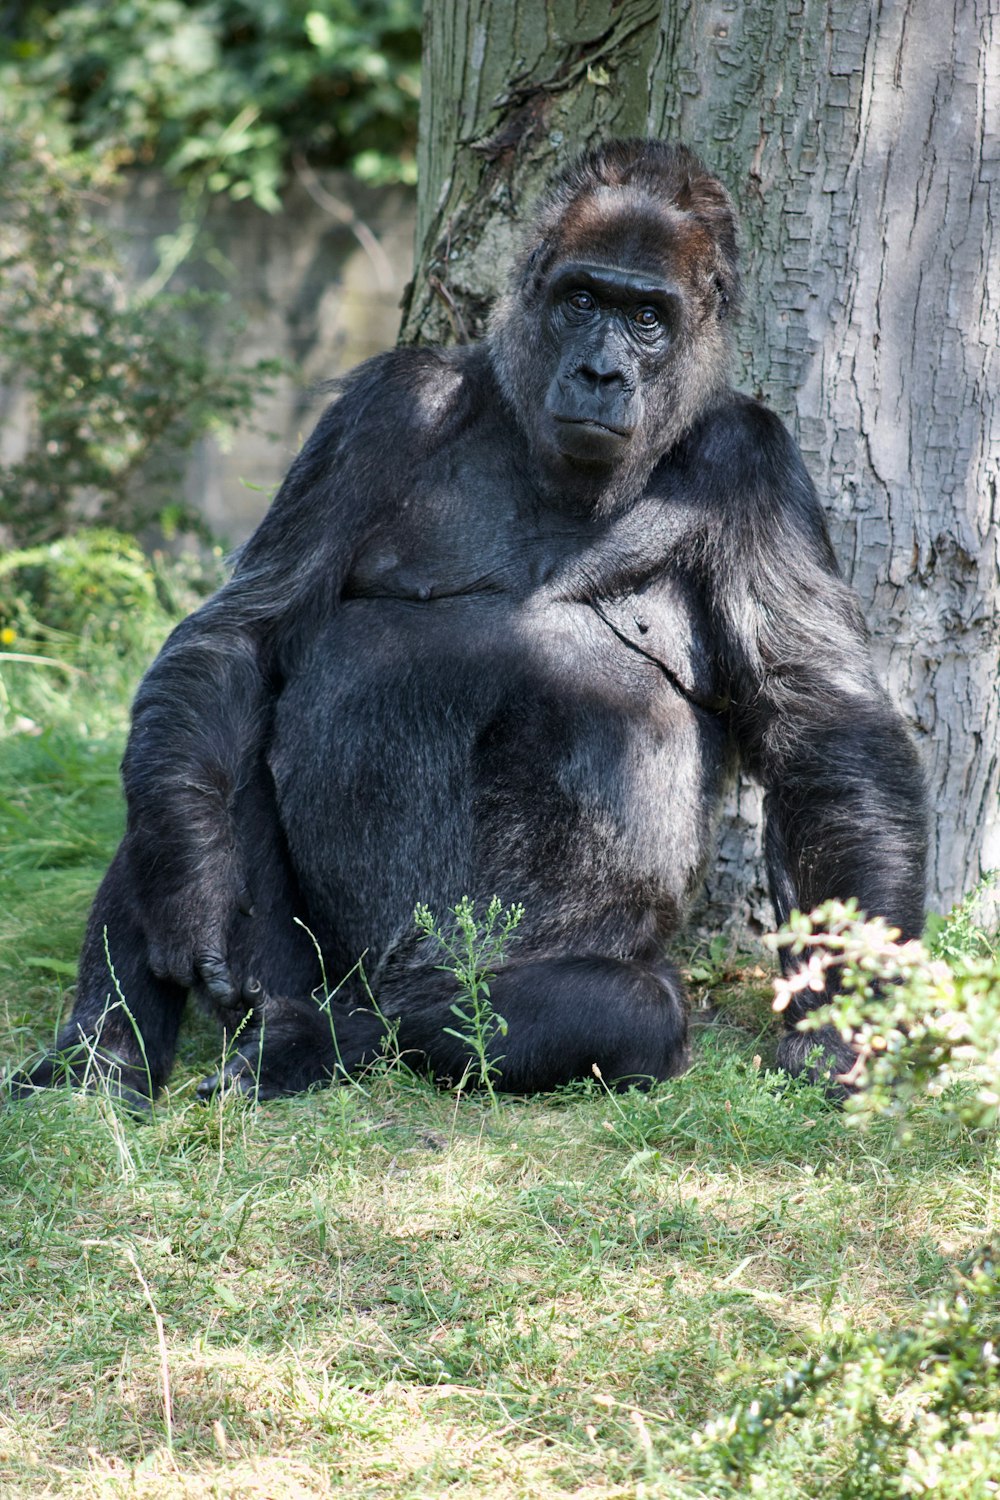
[538,257,683,474]
[490,186,736,512]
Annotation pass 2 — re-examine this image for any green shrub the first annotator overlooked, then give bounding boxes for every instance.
[0,527,226,658]
[767,896,1000,1133]
[0,527,227,733]
[0,124,281,541]
[6,0,421,206]
[0,531,157,647]
[703,1245,1000,1496]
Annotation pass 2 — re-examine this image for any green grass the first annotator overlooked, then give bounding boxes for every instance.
[2,650,999,1498]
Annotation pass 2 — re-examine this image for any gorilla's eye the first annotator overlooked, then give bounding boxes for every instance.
[633,306,662,329]
[567,290,596,312]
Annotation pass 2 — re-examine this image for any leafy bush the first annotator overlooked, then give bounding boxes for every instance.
[703,1245,1000,1496]
[768,896,1000,1132]
[686,900,1000,1494]
[0,125,281,541]
[0,531,157,650]
[0,528,226,659]
[6,0,421,206]
[0,527,227,734]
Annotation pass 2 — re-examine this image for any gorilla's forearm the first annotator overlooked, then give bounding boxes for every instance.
[705,403,928,942]
[120,616,269,985]
[760,695,928,939]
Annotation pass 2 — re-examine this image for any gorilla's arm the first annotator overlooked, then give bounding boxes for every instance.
[709,403,927,947]
[119,397,355,996]
[120,349,467,1000]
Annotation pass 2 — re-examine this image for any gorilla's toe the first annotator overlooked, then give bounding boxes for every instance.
[776,1024,860,1103]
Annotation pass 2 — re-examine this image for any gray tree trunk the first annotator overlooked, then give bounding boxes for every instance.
[402,0,1000,929]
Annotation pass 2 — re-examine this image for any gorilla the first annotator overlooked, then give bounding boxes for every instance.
[20,139,927,1105]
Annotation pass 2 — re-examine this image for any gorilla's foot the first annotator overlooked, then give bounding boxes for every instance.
[8,1040,154,1114]
[380,953,690,1094]
[776,1024,860,1102]
[196,994,388,1102]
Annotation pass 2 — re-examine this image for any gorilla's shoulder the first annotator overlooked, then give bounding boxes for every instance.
[683,392,801,478]
[330,343,498,451]
[679,393,820,515]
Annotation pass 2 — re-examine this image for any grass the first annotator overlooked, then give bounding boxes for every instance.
[2,646,999,1498]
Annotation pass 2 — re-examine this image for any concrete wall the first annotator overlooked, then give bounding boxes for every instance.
[110,172,415,544]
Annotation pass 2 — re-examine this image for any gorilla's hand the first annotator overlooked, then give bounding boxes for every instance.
[142,869,255,1008]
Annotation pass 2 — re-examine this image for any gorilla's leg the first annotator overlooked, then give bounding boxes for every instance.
[12,844,188,1108]
[776,1027,859,1100]
[199,953,689,1099]
[15,758,324,1107]
[195,988,385,1101]
[394,955,690,1092]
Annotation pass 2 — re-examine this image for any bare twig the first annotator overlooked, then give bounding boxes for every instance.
[292,153,394,291]
[125,1247,174,1457]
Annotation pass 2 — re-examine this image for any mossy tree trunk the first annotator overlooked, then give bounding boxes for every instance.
[401,0,1000,928]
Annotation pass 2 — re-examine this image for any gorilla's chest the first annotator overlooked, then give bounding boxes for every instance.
[344,458,566,601]
[271,466,730,921]
[339,463,723,714]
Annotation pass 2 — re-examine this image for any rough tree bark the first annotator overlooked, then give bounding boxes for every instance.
[400,0,1000,928]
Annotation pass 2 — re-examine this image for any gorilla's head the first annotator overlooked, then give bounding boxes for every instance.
[489,140,740,510]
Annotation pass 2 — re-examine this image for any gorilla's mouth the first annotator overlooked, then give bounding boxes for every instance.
[554,416,632,437]
[551,416,632,466]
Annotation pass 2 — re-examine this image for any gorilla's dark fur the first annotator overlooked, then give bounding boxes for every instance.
[21,140,927,1104]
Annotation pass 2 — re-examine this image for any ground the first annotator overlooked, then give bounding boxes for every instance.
[1,641,999,1500]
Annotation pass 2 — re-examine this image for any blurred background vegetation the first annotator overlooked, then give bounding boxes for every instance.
[0,0,421,545]
[4,0,421,201]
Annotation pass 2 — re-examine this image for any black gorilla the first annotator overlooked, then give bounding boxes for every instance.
[23,140,927,1104]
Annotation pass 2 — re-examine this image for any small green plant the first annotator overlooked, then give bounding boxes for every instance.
[925,872,999,963]
[768,898,1000,1131]
[413,895,524,1100]
[686,932,733,986]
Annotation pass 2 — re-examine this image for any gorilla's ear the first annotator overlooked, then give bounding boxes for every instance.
[676,168,740,319]
[713,272,734,318]
[676,168,732,220]
[519,240,550,297]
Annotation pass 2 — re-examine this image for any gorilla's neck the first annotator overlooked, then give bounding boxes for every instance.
[531,443,664,520]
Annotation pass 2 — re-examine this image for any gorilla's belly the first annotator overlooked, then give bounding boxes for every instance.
[270,596,731,961]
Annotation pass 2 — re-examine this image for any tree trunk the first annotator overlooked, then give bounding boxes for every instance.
[402,0,1000,928]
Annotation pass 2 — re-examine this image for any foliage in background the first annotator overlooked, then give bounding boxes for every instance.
[4,0,421,207]
[769,896,1000,1134]
[0,528,225,657]
[0,125,282,542]
[0,527,226,733]
[1,530,159,656]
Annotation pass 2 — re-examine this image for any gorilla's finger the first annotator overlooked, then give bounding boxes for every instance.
[196,950,235,1005]
[148,943,194,987]
[196,1055,261,1103]
[195,1068,222,1102]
